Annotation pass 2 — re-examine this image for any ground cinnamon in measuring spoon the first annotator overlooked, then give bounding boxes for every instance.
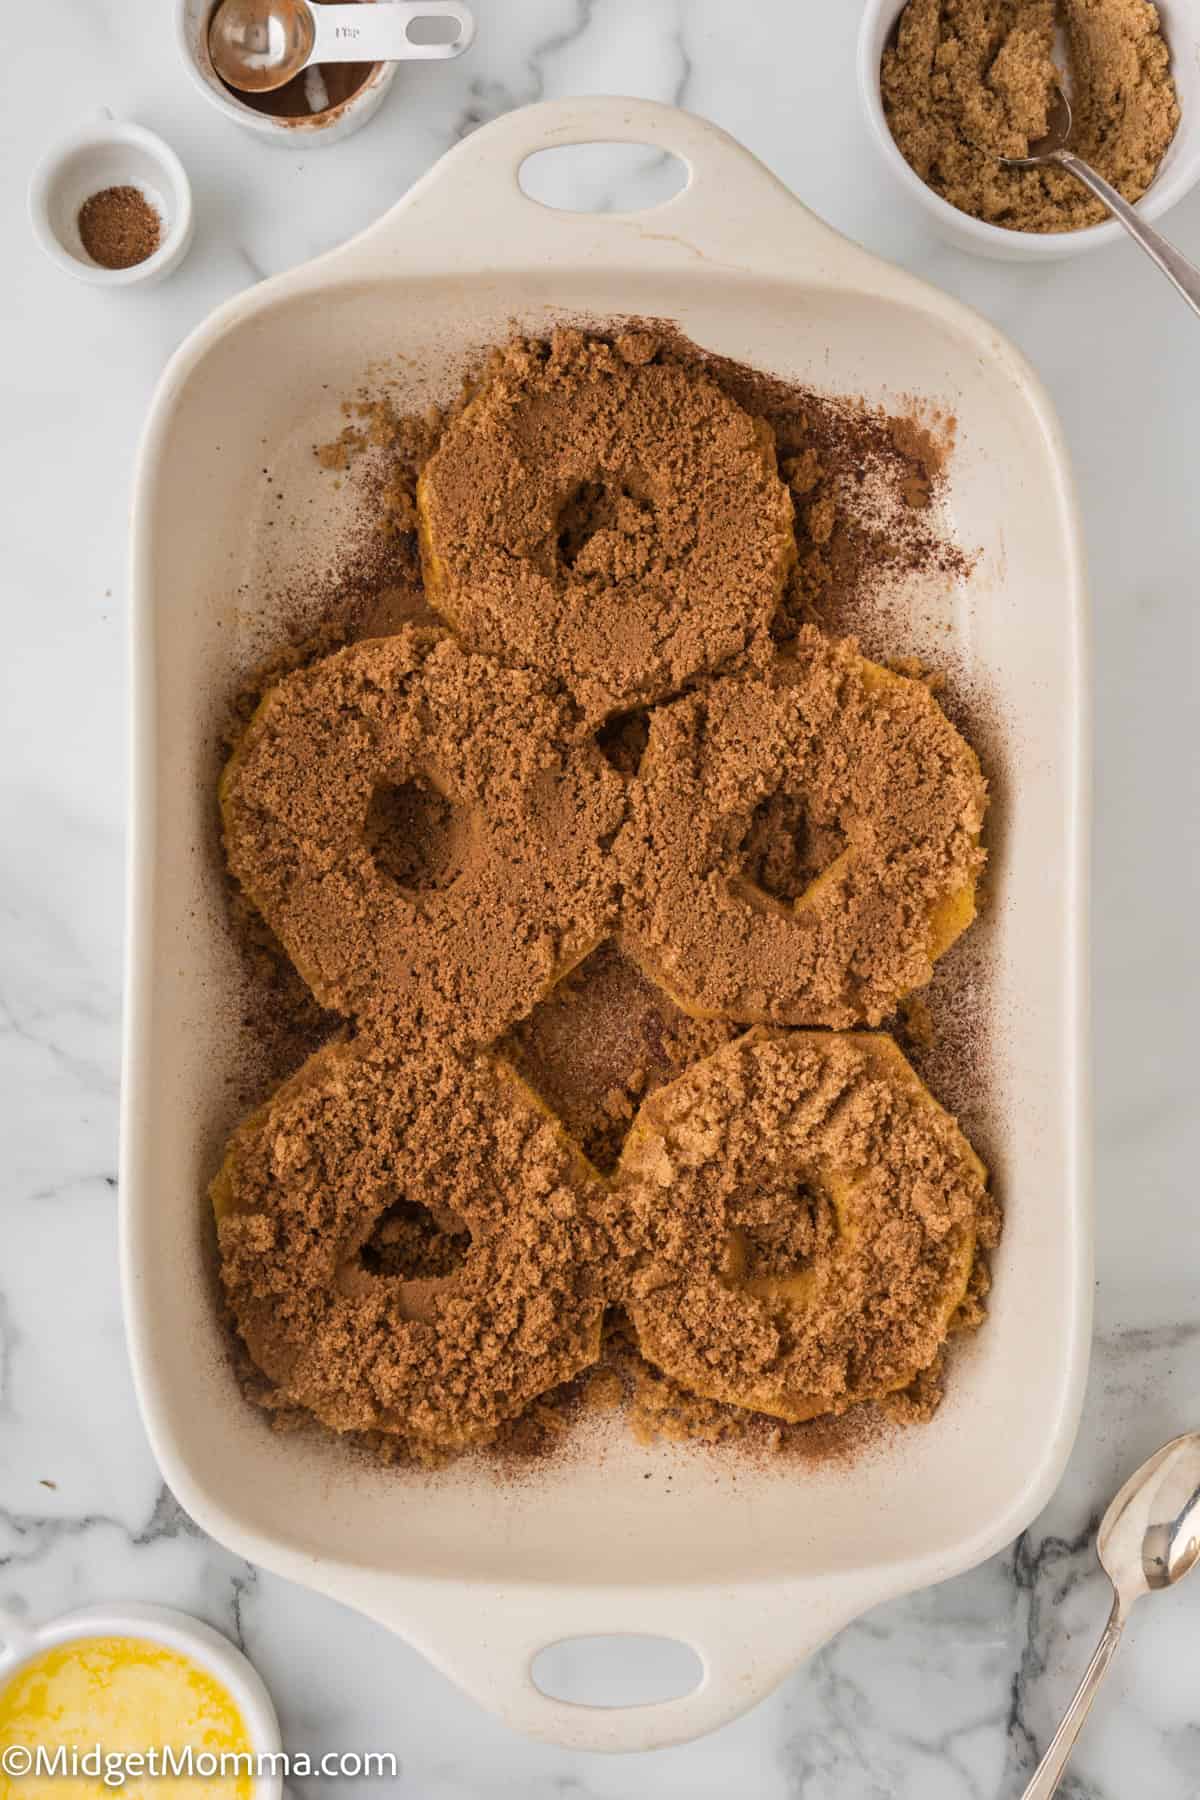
[78,185,161,269]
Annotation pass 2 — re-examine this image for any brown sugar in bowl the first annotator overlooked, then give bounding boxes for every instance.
[857,0,1200,259]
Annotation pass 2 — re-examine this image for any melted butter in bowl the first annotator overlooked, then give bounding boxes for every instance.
[0,1636,253,1798]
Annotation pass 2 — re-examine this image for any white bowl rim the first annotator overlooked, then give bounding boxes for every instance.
[27,117,194,288]
[857,0,1200,257]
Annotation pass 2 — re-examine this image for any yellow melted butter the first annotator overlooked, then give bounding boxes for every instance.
[0,1636,252,1800]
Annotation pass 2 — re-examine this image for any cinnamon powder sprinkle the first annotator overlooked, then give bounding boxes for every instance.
[214,1038,611,1453]
[417,329,796,721]
[219,628,624,1050]
[616,1030,999,1425]
[617,626,987,1031]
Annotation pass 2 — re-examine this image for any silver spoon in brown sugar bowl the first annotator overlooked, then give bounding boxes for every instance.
[209,0,474,95]
[1002,88,1200,316]
[1020,1430,1200,1799]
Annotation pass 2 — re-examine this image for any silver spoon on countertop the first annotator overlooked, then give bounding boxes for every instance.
[1003,89,1200,317]
[1021,1431,1200,1800]
[209,0,474,95]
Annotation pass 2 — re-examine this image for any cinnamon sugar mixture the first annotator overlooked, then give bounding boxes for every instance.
[616,626,986,1030]
[216,1040,610,1451]
[220,628,623,1049]
[417,330,795,721]
[214,327,998,1466]
[617,1031,1000,1425]
[503,940,740,1176]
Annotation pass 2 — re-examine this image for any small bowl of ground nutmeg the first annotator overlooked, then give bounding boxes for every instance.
[29,115,193,286]
[858,0,1200,258]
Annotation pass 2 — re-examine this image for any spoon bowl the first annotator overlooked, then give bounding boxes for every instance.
[1001,87,1075,169]
[1098,1431,1200,1596]
[209,0,474,97]
[1022,1432,1200,1799]
[210,0,314,93]
[996,80,1200,316]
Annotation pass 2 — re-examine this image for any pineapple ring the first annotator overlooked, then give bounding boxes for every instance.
[617,626,987,1029]
[213,1039,607,1449]
[416,331,795,722]
[219,627,624,1051]
[619,1029,993,1424]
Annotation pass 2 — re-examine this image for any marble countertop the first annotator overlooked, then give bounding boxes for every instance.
[4,2,1199,1794]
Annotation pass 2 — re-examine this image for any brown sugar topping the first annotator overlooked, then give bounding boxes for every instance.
[215,1027,997,1458]
[617,1030,999,1422]
[417,329,795,721]
[617,626,987,1029]
[214,1039,609,1452]
[216,328,998,1462]
[219,627,624,1050]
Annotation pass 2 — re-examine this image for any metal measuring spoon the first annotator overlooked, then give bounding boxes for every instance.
[209,0,474,95]
[1021,1431,1200,1799]
[1003,90,1200,316]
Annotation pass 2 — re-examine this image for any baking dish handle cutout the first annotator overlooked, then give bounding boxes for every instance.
[517,143,689,214]
[360,1579,864,1752]
[530,1634,703,1708]
[354,95,869,285]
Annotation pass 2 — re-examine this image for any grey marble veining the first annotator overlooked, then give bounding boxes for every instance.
[3,1,1200,1794]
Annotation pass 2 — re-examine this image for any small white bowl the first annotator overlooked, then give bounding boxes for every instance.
[176,0,395,146]
[0,1601,282,1797]
[858,0,1200,260]
[29,114,193,287]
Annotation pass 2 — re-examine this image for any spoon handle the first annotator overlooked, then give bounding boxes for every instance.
[308,1,474,63]
[1052,151,1200,319]
[1019,1594,1126,1800]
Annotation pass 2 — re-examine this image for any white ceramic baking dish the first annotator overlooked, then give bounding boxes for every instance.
[122,96,1091,1752]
